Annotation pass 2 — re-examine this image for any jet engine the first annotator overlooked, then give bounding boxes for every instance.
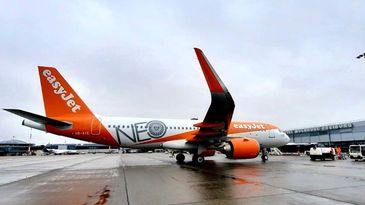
[222,138,260,159]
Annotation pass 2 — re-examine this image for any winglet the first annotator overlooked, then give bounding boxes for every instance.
[193,48,235,138]
[194,48,227,93]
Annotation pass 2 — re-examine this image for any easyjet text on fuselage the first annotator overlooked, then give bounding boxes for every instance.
[233,123,265,130]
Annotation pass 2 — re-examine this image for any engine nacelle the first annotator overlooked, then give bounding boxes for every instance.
[224,138,260,159]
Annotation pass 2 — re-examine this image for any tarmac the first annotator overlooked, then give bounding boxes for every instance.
[1,153,365,205]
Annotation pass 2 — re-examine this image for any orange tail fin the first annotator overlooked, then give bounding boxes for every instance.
[38,66,93,117]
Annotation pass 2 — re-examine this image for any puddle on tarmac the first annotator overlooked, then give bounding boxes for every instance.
[82,185,110,205]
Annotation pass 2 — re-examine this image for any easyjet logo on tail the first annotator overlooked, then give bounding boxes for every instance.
[42,70,81,113]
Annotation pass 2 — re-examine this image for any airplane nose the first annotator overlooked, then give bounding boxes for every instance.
[284,133,290,143]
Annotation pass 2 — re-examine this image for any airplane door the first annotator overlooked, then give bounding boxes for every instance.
[91,118,101,135]
[269,130,275,138]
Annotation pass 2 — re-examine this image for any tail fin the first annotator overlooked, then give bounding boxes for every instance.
[38,66,93,117]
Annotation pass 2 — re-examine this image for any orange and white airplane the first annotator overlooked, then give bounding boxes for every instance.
[4,48,289,164]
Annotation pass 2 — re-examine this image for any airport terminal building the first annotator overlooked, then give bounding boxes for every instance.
[0,139,34,156]
[284,120,365,151]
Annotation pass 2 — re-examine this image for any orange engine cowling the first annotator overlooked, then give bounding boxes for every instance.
[224,138,260,159]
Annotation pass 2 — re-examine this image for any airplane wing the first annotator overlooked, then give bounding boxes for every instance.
[193,48,235,139]
[3,109,72,128]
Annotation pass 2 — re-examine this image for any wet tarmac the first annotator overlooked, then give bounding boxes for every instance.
[1,153,365,205]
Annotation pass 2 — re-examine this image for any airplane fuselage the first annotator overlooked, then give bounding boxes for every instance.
[95,117,289,149]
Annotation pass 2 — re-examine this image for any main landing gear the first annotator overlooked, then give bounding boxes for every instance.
[192,154,205,165]
[175,153,205,165]
[176,153,185,163]
[261,148,269,162]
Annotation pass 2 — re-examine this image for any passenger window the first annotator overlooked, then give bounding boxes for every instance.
[113,125,115,128]
[108,125,111,128]
[127,125,129,128]
[122,125,125,128]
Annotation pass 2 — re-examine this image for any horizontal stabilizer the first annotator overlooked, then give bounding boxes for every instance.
[3,109,72,128]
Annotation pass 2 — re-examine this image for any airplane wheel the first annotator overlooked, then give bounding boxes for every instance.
[261,149,268,162]
[261,154,268,162]
[192,154,205,164]
[176,153,185,163]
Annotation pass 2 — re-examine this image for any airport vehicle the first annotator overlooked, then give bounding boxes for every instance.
[309,146,335,161]
[349,145,365,161]
[4,48,290,164]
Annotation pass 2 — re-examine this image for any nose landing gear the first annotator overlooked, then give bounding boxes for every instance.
[261,148,269,162]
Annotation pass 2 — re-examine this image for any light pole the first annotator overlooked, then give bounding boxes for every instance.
[28,128,32,155]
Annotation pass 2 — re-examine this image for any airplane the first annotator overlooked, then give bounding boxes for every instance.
[44,148,78,155]
[4,48,290,164]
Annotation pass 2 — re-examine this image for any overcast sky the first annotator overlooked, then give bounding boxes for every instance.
[1,1,364,145]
